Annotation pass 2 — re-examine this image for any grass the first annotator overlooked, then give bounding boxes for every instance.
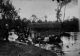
[0,40,57,56]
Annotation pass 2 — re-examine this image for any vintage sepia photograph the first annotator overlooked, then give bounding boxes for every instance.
[0,0,79,56]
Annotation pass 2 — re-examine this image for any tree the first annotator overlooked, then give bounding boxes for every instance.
[52,0,71,22]
[63,17,79,32]
[0,0,32,43]
[0,0,18,20]
[0,0,18,40]
[44,15,47,22]
[22,18,27,22]
[37,19,43,23]
[26,19,31,24]
[31,14,38,23]
[52,0,72,32]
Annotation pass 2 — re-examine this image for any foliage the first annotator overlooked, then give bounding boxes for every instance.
[52,0,72,22]
[0,0,30,41]
[37,19,43,23]
[31,14,38,23]
[63,17,79,32]
[52,0,71,4]
[30,17,79,32]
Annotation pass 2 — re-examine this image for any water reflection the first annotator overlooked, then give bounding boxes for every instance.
[62,32,80,56]
[31,32,80,56]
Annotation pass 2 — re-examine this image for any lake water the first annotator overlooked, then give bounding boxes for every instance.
[34,32,80,56]
[62,32,80,56]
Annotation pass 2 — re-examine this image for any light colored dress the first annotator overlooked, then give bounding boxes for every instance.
[8,32,18,42]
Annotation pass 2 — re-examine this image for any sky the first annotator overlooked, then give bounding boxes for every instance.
[11,0,79,21]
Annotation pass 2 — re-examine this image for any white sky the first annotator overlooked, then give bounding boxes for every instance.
[11,0,79,21]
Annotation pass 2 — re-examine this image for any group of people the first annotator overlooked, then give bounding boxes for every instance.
[7,29,71,51]
[7,28,76,56]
